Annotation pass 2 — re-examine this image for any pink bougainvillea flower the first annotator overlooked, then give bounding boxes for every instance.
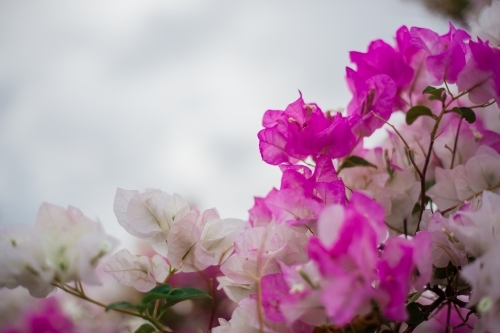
[410,23,470,84]
[221,223,309,285]
[349,39,413,89]
[260,273,289,322]
[277,261,326,327]
[213,298,296,333]
[377,237,416,321]
[258,126,295,165]
[285,108,355,161]
[346,68,397,136]
[258,94,356,165]
[457,38,500,105]
[248,196,273,227]
[264,188,322,230]
[249,156,346,231]
[307,192,386,325]
[311,156,346,205]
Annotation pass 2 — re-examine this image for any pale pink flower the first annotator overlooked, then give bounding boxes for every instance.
[103,249,169,292]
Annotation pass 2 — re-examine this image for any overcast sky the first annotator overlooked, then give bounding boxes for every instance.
[0,0,450,245]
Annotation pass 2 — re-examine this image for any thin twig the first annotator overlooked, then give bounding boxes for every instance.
[372,112,423,178]
[54,282,165,331]
[450,118,462,169]
[207,278,217,333]
[416,88,473,231]
[153,300,160,319]
[468,100,495,109]
[452,303,473,329]
[446,302,452,333]
[439,181,500,214]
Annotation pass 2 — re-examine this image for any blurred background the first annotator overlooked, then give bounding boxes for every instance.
[0,0,456,244]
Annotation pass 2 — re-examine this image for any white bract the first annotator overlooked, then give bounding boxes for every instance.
[103,249,169,292]
[0,203,116,297]
[114,188,246,272]
[212,298,290,333]
[428,146,500,211]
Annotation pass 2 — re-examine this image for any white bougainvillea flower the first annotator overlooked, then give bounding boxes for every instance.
[454,191,500,257]
[213,298,291,333]
[103,249,169,292]
[428,146,500,211]
[114,189,191,256]
[461,242,500,331]
[419,210,469,268]
[220,223,309,287]
[115,188,246,272]
[0,225,55,298]
[0,203,117,298]
[216,276,257,303]
[167,208,246,272]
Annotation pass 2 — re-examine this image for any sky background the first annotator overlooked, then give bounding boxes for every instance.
[0,0,450,246]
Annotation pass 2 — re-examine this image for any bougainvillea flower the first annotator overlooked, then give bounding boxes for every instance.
[258,94,356,165]
[457,38,500,105]
[410,23,470,84]
[349,39,413,89]
[346,68,397,136]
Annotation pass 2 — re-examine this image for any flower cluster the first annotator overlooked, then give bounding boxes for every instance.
[216,21,500,332]
[2,14,500,333]
[0,204,116,297]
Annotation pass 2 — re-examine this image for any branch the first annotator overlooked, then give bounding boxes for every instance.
[468,100,495,109]
[439,181,500,215]
[372,112,423,178]
[450,118,462,169]
[54,282,166,331]
[416,87,474,231]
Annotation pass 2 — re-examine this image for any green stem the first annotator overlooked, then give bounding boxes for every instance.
[54,282,166,331]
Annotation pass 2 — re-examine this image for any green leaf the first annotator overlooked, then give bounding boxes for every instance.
[451,107,476,124]
[338,155,377,173]
[422,86,446,101]
[406,302,425,325]
[141,284,173,304]
[411,202,421,215]
[159,287,210,312]
[134,323,157,333]
[425,180,436,191]
[408,292,422,303]
[406,106,436,125]
[422,86,439,94]
[105,301,137,312]
[142,284,210,315]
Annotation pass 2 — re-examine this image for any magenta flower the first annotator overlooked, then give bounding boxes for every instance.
[311,156,346,205]
[346,68,397,136]
[457,38,500,105]
[260,273,289,322]
[0,297,76,333]
[377,237,416,321]
[258,94,355,165]
[258,126,294,165]
[350,39,413,90]
[249,156,346,231]
[307,192,386,325]
[410,23,470,84]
